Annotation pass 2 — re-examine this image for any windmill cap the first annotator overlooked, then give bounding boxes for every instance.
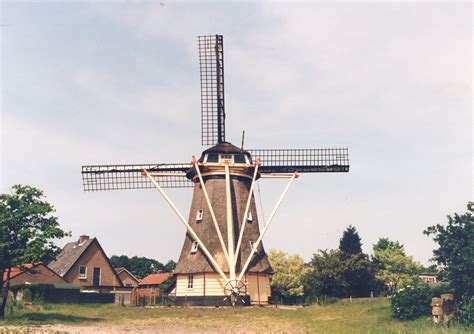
[201,142,251,159]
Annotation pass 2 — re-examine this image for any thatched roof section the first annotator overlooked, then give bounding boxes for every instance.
[174,176,272,275]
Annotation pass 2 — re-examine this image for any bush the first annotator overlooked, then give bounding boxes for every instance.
[390,284,452,320]
[11,283,55,302]
[454,295,474,327]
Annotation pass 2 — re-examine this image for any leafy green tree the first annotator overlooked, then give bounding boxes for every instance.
[164,260,176,272]
[268,250,308,303]
[0,185,69,319]
[373,238,404,253]
[304,250,348,299]
[110,255,176,278]
[424,202,474,300]
[339,225,362,256]
[372,238,423,294]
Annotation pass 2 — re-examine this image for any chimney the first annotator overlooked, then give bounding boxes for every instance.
[78,235,90,245]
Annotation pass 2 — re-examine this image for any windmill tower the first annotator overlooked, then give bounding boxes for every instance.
[82,35,350,306]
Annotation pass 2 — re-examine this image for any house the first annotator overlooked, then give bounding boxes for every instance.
[419,273,438,285]
[139,272,172,290]
[115,267,140,288]
[132,272,174,305]
[48,235,123,292]
[4,263,66,286]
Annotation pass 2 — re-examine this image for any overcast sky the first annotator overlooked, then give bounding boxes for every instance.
[1,2,472,266]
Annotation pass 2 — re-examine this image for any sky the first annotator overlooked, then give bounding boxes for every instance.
[1,2,472,266]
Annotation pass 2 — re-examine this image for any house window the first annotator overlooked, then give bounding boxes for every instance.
[196,209,204,222]
[191,241,199,254]
[247,211,253,223]
[249,241,258,254]
[79,266,87,279]
[187,275,194,289]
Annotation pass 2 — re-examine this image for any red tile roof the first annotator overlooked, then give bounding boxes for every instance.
[139,273,172,286]
[3,264,35,281]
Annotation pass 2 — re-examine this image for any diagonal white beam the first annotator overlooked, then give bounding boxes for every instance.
[192,157,230,265]
[238,172,298,282]
[224,163,236,280]
[143,169,229,282]
[234,160,260,267]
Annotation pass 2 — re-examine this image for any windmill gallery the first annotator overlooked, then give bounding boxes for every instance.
[81,35,350,306]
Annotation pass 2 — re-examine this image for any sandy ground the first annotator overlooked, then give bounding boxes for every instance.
[1,324,301,334]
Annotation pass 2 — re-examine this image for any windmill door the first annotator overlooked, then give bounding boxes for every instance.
[93,267,101,286]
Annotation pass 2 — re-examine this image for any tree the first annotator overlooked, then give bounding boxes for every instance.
[339,225,362,256]
[424,202,474,300]
[304,250,348,299]
[0,185,69,319]
[164,260,176,272]
[373,238,404,253]
[338,226,377,297]
[109,255,176,278]
[372,238,423,294]
[268,250,308,303]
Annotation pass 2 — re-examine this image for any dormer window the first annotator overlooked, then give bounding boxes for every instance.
[247,211,253,223]
[191,241,199,254]
[196,209,204,222]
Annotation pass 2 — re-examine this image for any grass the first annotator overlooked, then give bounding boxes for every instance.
[1,300,471,333]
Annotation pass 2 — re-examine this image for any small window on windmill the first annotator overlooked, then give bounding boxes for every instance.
[206,153,219,163]
[249,241,258,254]
[234,154,246,164]
[219,154,234,163]
[196,209,204,223]
[191,241,199,254]
[187,275,194,289]
[247,211,253,223]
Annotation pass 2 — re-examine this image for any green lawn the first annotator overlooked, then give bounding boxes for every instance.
[1,300,470,333]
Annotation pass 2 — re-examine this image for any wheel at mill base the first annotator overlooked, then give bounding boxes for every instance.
[223,280,247,306]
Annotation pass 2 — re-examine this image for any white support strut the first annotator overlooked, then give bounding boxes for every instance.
[193,157,231,265]
[224,164,236,280]
[237,172,298,282]
[143,169,229,282]
[234,160,260,267]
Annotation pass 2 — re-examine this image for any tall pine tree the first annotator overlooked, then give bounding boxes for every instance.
[339,225,362,256]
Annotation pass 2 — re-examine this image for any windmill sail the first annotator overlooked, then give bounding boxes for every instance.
[248,148,349,173]
[81,163,193,191]
[198,35,225,146]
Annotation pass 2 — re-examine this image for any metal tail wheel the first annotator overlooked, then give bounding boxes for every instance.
[223,279,246,306]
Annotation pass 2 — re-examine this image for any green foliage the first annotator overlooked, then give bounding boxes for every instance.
[373,238,404,253]
[268,250,308,303]
[372,238,423,294]
[339,225,362,256]
[454,295,474,327]
[389,284,452,321]
[343,253,378,297]
[0,185,69,318]
[304,249,348,299]
[109,255,175,279]
[12,283,56,302]
[424,202,474,300]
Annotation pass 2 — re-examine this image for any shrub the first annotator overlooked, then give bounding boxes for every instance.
[454,295,474,327]
[390,284,452,320]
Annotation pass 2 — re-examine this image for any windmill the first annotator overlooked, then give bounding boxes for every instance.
[81,35,350,306]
